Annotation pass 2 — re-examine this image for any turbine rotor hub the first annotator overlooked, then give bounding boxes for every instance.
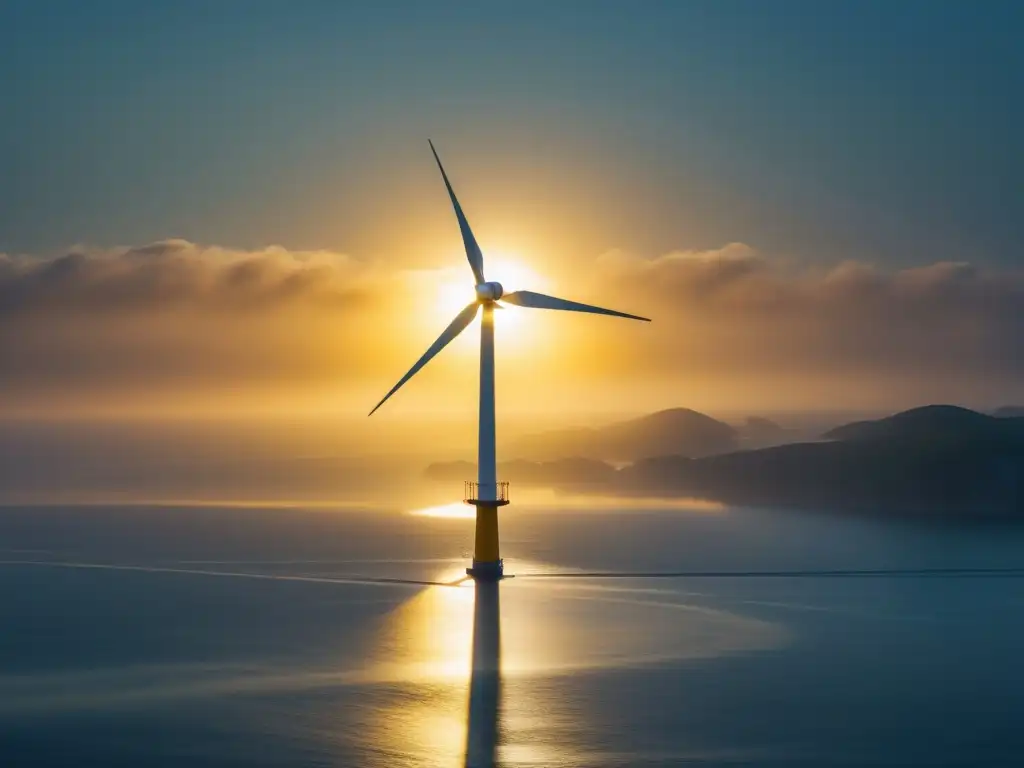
[475,281,504,302]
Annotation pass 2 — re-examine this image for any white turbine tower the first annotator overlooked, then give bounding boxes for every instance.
[370,141,650,580]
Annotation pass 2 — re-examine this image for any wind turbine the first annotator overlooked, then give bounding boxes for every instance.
[370,141,650,581]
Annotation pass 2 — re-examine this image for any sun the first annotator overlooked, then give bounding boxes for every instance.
[434,251,552,336]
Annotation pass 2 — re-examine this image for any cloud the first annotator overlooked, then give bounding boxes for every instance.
[578,244,1024,405]
[0,239,1021,414]
[0,240,369,318]
[0,241,400,411]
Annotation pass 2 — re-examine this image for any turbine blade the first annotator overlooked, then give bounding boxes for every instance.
[368,302,480,416]
[429,140,486,285]
[501,290,650,322]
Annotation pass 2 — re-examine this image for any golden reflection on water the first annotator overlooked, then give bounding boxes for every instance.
[359,562,788,767]
[407,491,725,519]
[372,573,475,682]
[506,488,726,513]
[409,501,477,519]
[360,573,476,765]
[502,580,787,675]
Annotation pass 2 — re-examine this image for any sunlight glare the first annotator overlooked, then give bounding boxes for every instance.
[410,501,476,519]
[435,251,552,338]
[362,582,476,763]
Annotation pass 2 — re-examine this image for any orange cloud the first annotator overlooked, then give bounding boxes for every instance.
[1,240,1021,416]
[589,245,1022,372]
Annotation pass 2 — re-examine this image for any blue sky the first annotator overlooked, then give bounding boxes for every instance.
[1,1,1023,415]
[1,0,1021,267]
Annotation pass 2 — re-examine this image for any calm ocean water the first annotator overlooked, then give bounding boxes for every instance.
[2,501,1023,766]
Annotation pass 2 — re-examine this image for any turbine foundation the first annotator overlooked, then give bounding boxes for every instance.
[464,481,509,581]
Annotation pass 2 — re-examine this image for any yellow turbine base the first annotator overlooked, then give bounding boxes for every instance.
[474,504,500,563]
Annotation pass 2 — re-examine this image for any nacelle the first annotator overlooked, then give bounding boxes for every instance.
[475,281,504,301]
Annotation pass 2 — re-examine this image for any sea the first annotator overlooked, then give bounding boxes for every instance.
[2,498,1023,767]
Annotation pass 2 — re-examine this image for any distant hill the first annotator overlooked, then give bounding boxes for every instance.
[433,405,1024,518]
[823,405,1024,446]
[742,416,786,438]
[509,408,738,462]
[994,406,1024,419]
[736,416,794,448]
[618,438,1023,517]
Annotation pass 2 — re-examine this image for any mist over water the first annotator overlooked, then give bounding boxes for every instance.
[2,501,1024,766]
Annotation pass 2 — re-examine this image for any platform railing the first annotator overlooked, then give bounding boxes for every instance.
[464,480,510,505]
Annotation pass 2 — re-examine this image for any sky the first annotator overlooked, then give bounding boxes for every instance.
[1,1,1022,419]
